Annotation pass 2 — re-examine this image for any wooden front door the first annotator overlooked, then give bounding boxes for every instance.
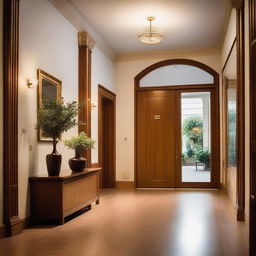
[136,88,219,188]
[136,90,176,187]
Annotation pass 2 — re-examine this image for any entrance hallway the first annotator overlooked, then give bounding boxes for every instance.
[0,189,248,256]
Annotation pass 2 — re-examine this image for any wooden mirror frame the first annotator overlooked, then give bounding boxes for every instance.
[37,69,62,142]
[222,1,245,222]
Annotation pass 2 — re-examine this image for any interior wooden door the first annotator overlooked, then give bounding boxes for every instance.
[102,98,115,188]
[136,90,176,187]
[98,85,116,189]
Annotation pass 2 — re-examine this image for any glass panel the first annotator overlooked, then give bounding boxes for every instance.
[181,92,211,182]
[227,86,237,167]
[140,65,214,87]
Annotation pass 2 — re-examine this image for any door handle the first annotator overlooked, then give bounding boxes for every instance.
[251,195,255,200]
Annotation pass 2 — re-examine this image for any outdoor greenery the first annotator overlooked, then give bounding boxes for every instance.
[182,116,211,168]
[195,150,210,168]
[228,109,237,167]
[37,98,79,140]
[185,148,194,158]
[64,132,95,151]
[183,116,203,151]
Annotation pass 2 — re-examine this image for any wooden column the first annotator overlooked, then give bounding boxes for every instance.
[78,32,95,166]
[3,0,23,236]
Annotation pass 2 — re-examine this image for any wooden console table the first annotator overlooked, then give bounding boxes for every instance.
[29,168,101,224]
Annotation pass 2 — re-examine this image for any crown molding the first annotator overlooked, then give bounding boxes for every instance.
[78,31,95,49]
[116,47,221,62]
[231,0,243,9]
[49,0,116,60]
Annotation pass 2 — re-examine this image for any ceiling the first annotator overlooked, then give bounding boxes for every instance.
[65,0,231,55]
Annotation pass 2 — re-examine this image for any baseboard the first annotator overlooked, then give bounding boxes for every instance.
[0,224,5,238]
[0,216,40,239]
[116,181,135,189]
[237,207,245,222]
[9,216,24,236]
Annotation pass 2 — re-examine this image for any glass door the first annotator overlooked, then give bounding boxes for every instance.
[176,89,219,188]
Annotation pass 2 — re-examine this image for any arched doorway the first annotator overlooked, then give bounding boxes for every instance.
[134,59,220,188]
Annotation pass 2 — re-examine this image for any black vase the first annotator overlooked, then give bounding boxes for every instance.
[68,146,87,172]
[46,139,62,176]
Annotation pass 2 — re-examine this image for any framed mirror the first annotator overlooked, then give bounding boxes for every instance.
[37,69,62,141]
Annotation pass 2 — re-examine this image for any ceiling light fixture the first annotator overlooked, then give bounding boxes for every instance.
[138,16,164,44]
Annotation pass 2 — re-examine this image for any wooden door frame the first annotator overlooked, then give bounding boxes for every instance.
[98,85,116,187]
[249,0,256,254]
[134,59,220,188]
[175,88,220,188]
[236,1,246,222]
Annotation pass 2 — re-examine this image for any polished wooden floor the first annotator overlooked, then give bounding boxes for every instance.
[0,189,249,256]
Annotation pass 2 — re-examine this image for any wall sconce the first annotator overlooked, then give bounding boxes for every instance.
[91,102,97,109]
[26,78,38,88]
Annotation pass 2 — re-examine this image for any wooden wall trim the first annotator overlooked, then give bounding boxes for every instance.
[3,0,23,237]
[78,31,95,166]
[221,4,245,222]
[236,3,245,222]
[249,0,256,254]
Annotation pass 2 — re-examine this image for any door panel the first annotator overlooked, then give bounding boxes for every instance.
[136,90,175,187]
[102,98,115,188]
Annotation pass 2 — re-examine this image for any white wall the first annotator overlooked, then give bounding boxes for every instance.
[115,50,221,181]
[0,0,3,225]
[221,9,237,210]
[19,0,79,218]
[19,0,115,219]
[91,46,115,163]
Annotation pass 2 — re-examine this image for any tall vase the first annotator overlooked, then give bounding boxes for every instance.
[68,146,87,172]
[46,139,62,176]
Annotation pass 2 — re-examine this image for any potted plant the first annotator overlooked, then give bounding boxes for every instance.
[64,132,95,172]
[37,99,79,176]
[195,150,210,170]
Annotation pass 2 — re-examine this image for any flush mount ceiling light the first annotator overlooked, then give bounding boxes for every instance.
[138,16,164,44]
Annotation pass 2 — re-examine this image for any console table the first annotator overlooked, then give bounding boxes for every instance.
[29,168,101,224]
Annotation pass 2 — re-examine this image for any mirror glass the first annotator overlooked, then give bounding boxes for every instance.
[223,42,237,168]
[38,69,62,141]
[42,79,58,100]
